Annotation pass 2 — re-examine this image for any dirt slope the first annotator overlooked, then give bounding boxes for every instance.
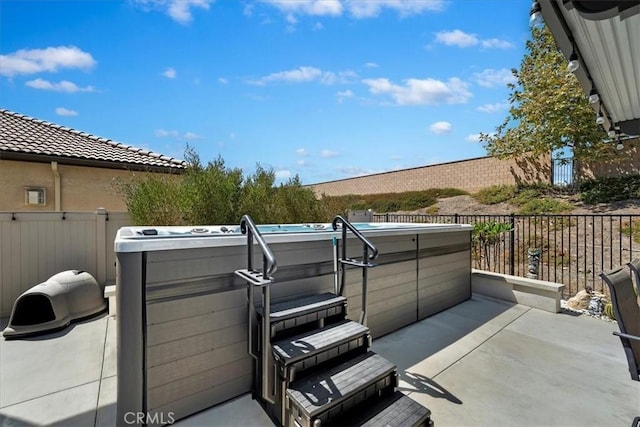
[406,195,640,216]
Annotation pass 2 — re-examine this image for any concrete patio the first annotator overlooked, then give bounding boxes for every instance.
[1,294,638,426]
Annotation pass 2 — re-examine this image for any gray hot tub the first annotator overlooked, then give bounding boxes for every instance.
[114,221,472,425]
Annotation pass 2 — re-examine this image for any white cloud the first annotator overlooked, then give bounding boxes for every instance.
[260,0,343,17]
[296,148,308,156]
[55,107,78,116]
[276,169,292,179]
[249,66,356,86]
[251,66,321,85]
[218,77,228,84]
[0,46,96,77]
[336,89,354,103]
[434,30,478,47]
[482,38,514,49]
[25,78,95,93]
[155,128,175,138]
[183,131,202,140]
[135,0,213,25]
[364,62,378,68]
[261,0,444,19]
[473,68,516,88]
[477,102,509,113]
[286,13,298,25]
[162,67,176,78]
[155,128,201,140]
[321,149,339,158]
[429,121,452,134]
[297,159,309,166]
[335,166,380,178]
[312,22,324,31]
[434,30,513,49]
[362,77,471,105]
[466,133,481,142]
[347,0,444,18]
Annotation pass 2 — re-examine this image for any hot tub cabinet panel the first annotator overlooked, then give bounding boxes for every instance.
[115,223,471,426]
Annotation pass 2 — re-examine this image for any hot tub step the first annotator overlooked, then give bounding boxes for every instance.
[273,319,370,380]
[327,391,432,427]
[259,292,347,336]
[285,351,397,427]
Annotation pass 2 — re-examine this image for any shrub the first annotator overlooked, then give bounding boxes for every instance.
[471,221,512,269]
[114,173,187,226]
[473,185,517,204]
[116,148,326,225]
[579,174,640,204]
[511,188,543,206]
[319,188,467,215]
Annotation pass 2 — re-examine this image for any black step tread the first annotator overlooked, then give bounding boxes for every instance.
[328,391,432,427]
[272,320,369,364]
[287,351,396,417]
[259,292,346,321]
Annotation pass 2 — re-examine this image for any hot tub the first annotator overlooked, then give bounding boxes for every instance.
[114,221,472,425]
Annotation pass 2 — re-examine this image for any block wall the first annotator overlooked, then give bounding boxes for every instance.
[309,154,552,196]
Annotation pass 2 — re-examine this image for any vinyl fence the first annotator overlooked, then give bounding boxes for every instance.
[0,209,131,317]
[374,213,640,298]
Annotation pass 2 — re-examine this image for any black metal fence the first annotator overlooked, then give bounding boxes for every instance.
[552,157,576,188]
[373,213,640,298]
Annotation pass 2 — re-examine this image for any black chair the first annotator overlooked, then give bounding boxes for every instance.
[628,258,640,307]
[600,265,640,427]
[600,265,640,381]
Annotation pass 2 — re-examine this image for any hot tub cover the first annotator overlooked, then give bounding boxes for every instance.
[2,270,107,338]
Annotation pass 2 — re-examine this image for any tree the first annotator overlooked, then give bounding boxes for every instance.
[116,147,327,225]
[182,148,243,225]
[480,26,610,161]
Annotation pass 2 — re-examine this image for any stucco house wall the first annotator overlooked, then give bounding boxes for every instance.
[0,159,149,211]
[1,109,186,212]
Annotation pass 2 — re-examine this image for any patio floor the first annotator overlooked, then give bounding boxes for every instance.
[1,294,638,426]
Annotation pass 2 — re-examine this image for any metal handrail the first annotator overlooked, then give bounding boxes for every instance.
[332,215,378,325]
[240,214,277,277]
[332,215,379,260]
[237,214,277,404]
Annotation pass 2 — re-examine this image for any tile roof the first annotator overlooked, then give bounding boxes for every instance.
[0,109,186,170]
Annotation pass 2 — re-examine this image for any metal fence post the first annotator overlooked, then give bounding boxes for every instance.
[509,213,515,276]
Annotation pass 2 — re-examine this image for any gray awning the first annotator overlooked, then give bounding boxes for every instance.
[539,0,640,136]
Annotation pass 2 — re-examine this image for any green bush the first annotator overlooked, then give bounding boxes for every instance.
[473,185,517,204]
[116,148,325,225]
[113,173,187,226]
[471,221,512,269]
[319,188,467,215]
[511,188,543,206]
[579,174,640,204]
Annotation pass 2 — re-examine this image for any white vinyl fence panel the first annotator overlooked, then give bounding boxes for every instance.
[0,210,131,317]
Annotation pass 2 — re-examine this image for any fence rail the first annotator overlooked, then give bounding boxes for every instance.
[374,213,640,297]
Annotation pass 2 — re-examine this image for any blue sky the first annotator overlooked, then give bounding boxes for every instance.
[1,0,532,184]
